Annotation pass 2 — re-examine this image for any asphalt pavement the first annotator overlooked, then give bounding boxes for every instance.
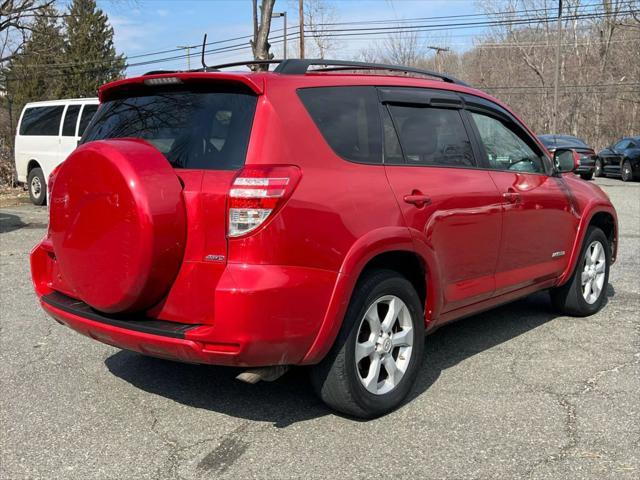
[1,177,638,479]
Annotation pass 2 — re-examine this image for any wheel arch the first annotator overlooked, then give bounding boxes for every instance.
[557,205,618,286]
[27,159,42,174]
[359,251,427,309]
[301,227,440,364]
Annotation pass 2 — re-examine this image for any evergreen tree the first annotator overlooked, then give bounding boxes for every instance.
[62,0,125,97]
[5,5,66,111]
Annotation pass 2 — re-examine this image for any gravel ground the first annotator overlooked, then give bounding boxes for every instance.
[1,177,638,480]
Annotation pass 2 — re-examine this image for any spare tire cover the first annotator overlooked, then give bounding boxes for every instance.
[49,139,186,314]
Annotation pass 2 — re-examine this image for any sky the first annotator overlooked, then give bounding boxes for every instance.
[97,0,485,76]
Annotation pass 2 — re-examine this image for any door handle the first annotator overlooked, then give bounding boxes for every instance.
[403,191,432,208]
[502,190,521,204]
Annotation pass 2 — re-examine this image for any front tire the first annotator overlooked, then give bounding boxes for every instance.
[311,270,425,418]
[550,227,610,317]
[621,160,633,182]
[594,159,604,177]
[27,167,47,206]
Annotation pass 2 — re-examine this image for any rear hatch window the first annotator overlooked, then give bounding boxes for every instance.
[82,85,257,170]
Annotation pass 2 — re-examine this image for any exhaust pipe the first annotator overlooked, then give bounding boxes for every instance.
[236,366,289,384]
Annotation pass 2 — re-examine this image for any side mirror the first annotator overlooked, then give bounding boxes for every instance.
[554,148,579,173]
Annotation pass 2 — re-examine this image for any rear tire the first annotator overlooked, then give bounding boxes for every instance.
[621,160,633,182]
[550,227,610,317]
[311,269,425,418]
[27,167,47,206]
[580,172,593,181]
[594,159,604,177]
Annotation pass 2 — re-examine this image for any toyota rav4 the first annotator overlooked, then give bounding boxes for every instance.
[31,59,618,418]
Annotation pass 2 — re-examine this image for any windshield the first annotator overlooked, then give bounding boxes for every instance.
[539,135,589,149]
[82,87,257,170]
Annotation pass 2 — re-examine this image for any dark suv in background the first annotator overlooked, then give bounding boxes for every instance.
[538,134,597,180]
[596,136,640,182]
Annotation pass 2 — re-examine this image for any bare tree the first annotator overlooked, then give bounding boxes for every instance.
[471,0,639,147]
[0,0,57,63]
[304,0,337,58]
[361,0,638,148]
[382,29,425,66]
[360,29,426,66]
[250,0,276,70]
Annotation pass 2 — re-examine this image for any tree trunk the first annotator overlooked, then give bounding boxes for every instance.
[251,0,276,71]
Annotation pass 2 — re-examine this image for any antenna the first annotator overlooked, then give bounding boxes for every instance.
[201,34,209,70]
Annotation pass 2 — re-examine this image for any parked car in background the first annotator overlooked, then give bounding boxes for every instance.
[538,134,597,180]
[31,60,618,418]
[595,136,640,182]
[15,98,99,205]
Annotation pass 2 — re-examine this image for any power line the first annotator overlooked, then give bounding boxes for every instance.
[309,1,635,26]
[6,2,637,71]
[487,90,640,96]
[3,7,637,79]
[483,83,640,89]
[304,10,636,38]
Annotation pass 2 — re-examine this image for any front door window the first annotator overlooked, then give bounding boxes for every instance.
[470,112,545,174]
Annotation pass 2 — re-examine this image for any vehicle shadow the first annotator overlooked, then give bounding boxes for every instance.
[105,288,614,427]
[0,212,26,234]
[0,211,47,234]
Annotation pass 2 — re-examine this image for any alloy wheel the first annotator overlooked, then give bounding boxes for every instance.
[355,295,414,395]
[581,240,606,304]
[30,176,42,198]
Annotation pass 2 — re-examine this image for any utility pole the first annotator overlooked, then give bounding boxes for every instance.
[552,0,563,132]
[177,45,192,70]
[5,76,15,187]
[426,46,450,73]
[273,12,287,59]
[299,0,305,59]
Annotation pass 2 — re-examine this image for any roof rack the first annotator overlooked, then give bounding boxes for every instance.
[273,59,469,86]
[143,58,469,87]
[205,59,283,72]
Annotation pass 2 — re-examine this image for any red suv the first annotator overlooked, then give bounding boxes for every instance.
[31,60,618,418]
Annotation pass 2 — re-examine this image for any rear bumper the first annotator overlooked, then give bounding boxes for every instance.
[33,241,339,367]
[575,165,594,174]
[42,295,224,365]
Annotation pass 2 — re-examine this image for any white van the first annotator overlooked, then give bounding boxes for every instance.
[15,98,99,205]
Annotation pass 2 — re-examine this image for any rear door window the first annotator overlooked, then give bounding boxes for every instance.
[62,105,82,136]
[82,88,257,170]
[19,106,64,136]
[386,105,476,167]
[297,86,382,164]
[78,104,99,136]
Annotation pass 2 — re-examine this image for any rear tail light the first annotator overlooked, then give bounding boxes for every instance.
[228,165,301,237]
[143,77,183,86]
[572,150,582,169]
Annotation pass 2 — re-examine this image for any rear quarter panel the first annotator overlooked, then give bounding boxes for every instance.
[230,77,420,364]
[227,79,406,272]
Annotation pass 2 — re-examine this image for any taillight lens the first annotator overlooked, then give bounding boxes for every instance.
[573,151,582,169]
[228,165,301,237]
